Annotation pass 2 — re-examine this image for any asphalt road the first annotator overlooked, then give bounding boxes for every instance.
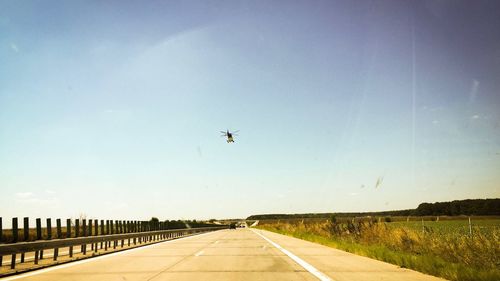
[2,228,446,281]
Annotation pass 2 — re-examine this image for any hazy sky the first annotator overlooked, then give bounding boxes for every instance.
[1,0,499,222]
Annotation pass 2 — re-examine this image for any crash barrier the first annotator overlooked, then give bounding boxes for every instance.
[0,226,226,270]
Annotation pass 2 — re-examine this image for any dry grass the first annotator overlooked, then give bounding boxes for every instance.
[257,219,500,281]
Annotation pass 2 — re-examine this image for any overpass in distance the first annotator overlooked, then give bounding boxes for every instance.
[1,228,445,281]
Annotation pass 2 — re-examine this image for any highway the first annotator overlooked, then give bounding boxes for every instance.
[2,228,445,281]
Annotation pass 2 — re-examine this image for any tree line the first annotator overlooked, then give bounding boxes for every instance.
[246,198,500,220]
[148,218,217,229]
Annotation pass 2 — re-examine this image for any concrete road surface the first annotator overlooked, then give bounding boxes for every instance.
[2,228,446,281]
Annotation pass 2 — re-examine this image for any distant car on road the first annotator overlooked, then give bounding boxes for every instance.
[229,223,237,229]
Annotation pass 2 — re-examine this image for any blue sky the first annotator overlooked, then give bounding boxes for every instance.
[1,0,499,221]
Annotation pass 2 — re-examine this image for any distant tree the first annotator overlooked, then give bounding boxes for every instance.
[247,199,500,220]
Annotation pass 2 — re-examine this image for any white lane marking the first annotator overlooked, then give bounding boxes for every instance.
[262,245,267,249]
[2,230,222,281]
[214,240,219,244]
[194,250,204,256]
[251,229,332,281]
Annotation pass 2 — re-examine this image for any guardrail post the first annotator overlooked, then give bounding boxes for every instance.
[56,219,62,238]
[34,218,42,262]
[12,217,18,243]
[71,219,78,258]
[11,218,18,269]
[94,219,98,251]
[106,220,110,248]
[36,218,42,240]
[11,251,16,269]
[54,247,58,261]
[23,217,29,241]
[34,247,39,264]
[100,220,104,249]
[55,219,62,261]
[82,219,87,254]
[89,219,93,250]
[53,221,59,260]
[75,219,80,237]
[21,217,29,263]
[66,219,71,238]
[47,218,52,240]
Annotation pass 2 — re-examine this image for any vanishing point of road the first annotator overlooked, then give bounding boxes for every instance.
[2,228,445,281]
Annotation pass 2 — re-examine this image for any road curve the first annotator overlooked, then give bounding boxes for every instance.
[1,228,446,281]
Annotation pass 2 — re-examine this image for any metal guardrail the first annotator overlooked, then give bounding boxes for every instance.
[0,226,226,270]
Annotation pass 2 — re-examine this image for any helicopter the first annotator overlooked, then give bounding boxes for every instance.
[220,130,239,143]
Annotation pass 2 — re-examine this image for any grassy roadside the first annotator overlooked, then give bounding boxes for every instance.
[256,223,500,281]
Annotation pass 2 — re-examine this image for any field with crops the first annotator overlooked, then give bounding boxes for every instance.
[256,217,499,281]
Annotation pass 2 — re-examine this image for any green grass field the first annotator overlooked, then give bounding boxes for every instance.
[387,219,500,236]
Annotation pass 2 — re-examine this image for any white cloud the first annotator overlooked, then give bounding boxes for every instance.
[16,192,34,198]
[10,43,19,52]
[471,115,480,119]
[349,192,358,196]
[15,191,60,207]
[45,189,56,194]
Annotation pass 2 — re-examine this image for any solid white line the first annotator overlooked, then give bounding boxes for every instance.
[251,229,332,281]
[1,230,222,281]
[194,250,204,256]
